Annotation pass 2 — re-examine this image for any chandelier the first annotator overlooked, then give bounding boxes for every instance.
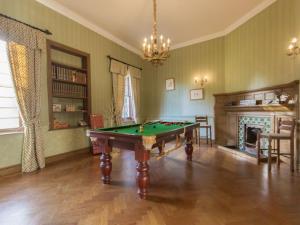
[142,0,171,65]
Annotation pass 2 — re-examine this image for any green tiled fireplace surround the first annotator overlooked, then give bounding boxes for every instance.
[238,116,272,151]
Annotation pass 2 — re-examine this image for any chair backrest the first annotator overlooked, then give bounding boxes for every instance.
[277,118,296,136]
[195,116,208,125]
[90,114,104,129]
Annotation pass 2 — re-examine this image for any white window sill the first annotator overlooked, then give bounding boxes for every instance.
[0,128,24,136]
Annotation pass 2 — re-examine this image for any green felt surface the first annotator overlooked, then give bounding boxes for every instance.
[96,122,194,136]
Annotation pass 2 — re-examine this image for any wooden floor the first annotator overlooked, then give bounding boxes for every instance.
[0,144,300,225]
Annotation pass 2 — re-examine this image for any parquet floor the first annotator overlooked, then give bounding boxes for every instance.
[0,143,300,225]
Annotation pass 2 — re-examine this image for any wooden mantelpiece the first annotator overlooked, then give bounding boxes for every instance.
[223,104,295,112]
[214,80,299,164]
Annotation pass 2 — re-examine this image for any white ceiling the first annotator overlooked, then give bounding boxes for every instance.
[37,0,276,54]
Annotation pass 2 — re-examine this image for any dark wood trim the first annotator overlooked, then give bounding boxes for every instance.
[0,148,90,177]
[48,40,90,58]
[214,80,299,97]
[46,40,91,130]
[107,55,143,71]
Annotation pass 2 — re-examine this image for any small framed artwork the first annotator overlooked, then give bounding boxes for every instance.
[190,89,204,100]
[166,78,175,91]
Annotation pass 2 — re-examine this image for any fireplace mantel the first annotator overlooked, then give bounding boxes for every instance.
[223,104,295,112]
[214,80,299,164]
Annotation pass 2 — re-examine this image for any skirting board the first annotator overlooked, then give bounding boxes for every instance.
[0,148,91,177]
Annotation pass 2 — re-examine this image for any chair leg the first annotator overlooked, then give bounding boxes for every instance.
[257,135,261,165]
[209,127,212,147]
[268,138,272,172]
[195,129,198,144]
[277,139,280,167]
[198,128,201,147]
[290,139,294,173]
[206,127,208,145]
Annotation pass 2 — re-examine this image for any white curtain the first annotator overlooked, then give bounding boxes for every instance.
[110,60,127,125]
[128,66,141,123]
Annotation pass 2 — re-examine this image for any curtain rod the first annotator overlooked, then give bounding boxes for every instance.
[107,55,142,71]
[0,13,52,35]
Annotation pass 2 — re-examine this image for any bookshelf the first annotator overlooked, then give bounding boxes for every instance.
[47,40,91,130]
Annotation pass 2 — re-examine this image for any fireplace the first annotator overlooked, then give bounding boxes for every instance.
[238,116,271,156]
[243,125,263,156]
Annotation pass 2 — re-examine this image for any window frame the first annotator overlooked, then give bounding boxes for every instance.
[0,39,23,135]
[122,75,134,122]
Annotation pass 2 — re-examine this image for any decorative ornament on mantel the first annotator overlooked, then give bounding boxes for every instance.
[142,0,171,66]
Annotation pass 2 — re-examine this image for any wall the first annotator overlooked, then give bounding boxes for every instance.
[141,37,225,138]
[225,0,298,92]
[142,0,300,139]
[0,0,142,168]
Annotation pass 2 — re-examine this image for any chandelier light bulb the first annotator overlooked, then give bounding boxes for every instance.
[144,38,147,43]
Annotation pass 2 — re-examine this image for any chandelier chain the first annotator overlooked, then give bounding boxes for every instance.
[153,0,157,38]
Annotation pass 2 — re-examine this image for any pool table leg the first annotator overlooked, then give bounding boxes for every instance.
[100,141,112,184]
[135,143,150,199]
[185,130,194,161]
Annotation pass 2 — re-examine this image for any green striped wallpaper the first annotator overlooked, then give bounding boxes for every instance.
[225,0,298,92]
[141,37,225,134]
[0,0,142,168]
[141,0,299,137]
[0,0,299,169]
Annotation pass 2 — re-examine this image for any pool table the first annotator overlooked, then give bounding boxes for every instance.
[89,121,200,199]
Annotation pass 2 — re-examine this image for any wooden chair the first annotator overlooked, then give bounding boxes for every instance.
[195,116,212,147]
[90,114,104,129]
[257,118,296,172]
[90,114,104,154]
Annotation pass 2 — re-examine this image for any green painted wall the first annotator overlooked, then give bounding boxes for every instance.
[141,0,299,138]
[225,0,298,92]
[0,0,142,168]
[141,37,225,138]
[1,0,299,169]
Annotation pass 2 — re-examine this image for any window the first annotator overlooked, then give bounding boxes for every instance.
[0,39,21,131]
[122,75,135,121]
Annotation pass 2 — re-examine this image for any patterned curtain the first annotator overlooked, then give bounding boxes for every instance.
[0,16,45,172]
[128,66,141,123]
[110,60,127,125]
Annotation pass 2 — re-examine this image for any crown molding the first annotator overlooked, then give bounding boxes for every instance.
[36,0,141,55]
[171,0,277,50]
[36,0,277,53]
[223,0,277,35]
[171,31,226,50]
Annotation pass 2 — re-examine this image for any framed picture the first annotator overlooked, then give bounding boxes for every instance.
[166,78,175,91]
[190,89,204,100]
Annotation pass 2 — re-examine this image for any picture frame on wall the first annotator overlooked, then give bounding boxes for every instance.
[166,78,175,91]
[190,89,204,100]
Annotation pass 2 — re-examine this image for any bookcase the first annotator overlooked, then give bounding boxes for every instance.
[47,40,91,130]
